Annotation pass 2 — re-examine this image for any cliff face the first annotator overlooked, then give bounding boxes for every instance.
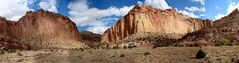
[0,10,85,49]
[101,5,212,44]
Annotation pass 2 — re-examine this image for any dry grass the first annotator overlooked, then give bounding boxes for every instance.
[1,46,239,63]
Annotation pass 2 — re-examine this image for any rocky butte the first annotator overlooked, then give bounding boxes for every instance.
[0,9,86,49]
[101,5,213,47]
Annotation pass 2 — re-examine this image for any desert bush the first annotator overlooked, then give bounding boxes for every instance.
[196,49,206,59]
[89,45,100,49]
[128,44,137,49]
[153,38,178,48]
[6,49,16,53]
[231,57,236,62]
[215,38,229,46]
[120,54,125,57]
[0,50,4,54]
[144,52,150,55]
[17,52,23,56]
[112,46,119,49]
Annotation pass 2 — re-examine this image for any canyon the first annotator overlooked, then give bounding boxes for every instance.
[1,5,239,49]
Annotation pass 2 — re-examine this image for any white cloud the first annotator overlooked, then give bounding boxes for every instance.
[227,1,239,14]
[191,0,205,5]
[68,0,134,34]
[214,14,225,20]
[0,0,32,21]
[139,0,205,18]
[178,10,200,18]
[214,1,239,20]
[87,26,109,34]
[39,0,58,13]
[138,0,171,10]
[185,7,206,12]
[67,0,173,34]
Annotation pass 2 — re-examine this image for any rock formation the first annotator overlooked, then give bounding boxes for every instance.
[101,5,213,46]
[79,31,101,46]
[0,9,85,49]
[214,9,239,29]
[180,9,239,46]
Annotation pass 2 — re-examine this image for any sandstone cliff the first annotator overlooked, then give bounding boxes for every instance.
[101,5,212,46]
[0,9,85,49]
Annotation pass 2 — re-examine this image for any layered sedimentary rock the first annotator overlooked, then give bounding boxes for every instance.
[101,5,213,45]
[0,9,85,49]
[180,9,239,46]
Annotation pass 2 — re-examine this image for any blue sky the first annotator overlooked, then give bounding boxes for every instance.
[0,0,239,34]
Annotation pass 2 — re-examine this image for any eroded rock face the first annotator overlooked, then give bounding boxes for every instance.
[101,5,213,45]
[0,10,85,49]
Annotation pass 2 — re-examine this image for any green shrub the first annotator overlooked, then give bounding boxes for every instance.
[196,49,206,59]
[215,38,229,46]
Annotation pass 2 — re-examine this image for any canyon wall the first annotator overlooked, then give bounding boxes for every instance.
[101,5,213,44]
[0,10,86,49]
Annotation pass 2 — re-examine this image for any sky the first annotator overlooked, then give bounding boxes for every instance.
[0,0,239,34]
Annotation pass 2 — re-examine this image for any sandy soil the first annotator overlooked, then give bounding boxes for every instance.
[1,46,239,63]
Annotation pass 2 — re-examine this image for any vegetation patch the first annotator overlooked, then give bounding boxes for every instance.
[120,54,125,57]
[17,52,23,56]
[196,49,206,59]
[215,38,229,46]
[144,52,150,56]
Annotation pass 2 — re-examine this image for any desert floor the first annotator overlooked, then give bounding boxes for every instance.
[1,46,239,63]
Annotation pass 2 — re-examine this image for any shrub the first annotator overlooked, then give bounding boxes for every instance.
[153,42,163,48]
[196,49,206,59]
[112,46,119,49]
[215,38,229,46]
[144,52,150,55]
[120,54,125,57]
[7,49,16,53]
[17,52,23,56]
[231,57,236,62]
[128,44,137,49]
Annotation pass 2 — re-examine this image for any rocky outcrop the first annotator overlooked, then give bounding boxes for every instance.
[0,9,86,49]
[214,9,239,29]
[101,5,213,45]
[179,9,239,46]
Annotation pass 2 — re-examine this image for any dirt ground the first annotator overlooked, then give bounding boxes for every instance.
[1,46,239,63]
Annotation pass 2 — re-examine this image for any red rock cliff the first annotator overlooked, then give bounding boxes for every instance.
[101,5,212,44]
[0,9,85,49]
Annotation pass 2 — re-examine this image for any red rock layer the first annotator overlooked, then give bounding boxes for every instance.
[101,5,213,44]
[0,9,85,49]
